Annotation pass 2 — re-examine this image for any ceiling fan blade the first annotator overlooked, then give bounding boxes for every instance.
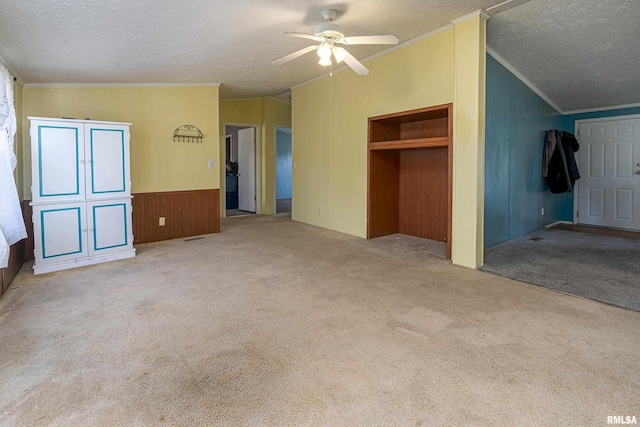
[342,35,399,45]
[341,49,370,76]
[282,32,325,43]
[272,45,319,65]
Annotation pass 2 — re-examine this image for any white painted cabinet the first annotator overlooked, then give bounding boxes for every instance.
[32,202,88,264]
[30,117,135,274]
[86,200,133,257]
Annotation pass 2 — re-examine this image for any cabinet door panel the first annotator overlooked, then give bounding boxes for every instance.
[85,125,130,198]
[33,203,88,265]
[31,122,85,202]
[87,200,132,256]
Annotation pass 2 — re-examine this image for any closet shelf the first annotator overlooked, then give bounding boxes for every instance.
[367,103,453,259]
[368,136,449,150]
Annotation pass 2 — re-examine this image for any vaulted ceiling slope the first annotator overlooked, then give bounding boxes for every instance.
[487,0,640,112]
[2,0,637,111]
[0,0,505,99]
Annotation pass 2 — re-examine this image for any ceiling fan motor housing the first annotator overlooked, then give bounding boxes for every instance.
[313,23,344,40]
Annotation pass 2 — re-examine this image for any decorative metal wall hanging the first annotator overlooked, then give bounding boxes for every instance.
[173,124,204,143]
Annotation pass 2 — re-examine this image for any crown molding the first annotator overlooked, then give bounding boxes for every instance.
[289,69,339,91]
[563,102,640,115]
[292,8,499,92]
[23,82,221,88]
[486,0,533,15]
[220,97,262,102]
[0,46,24,86]
[266,96,291,105]
[450,9,491,24]
[220,96,291,105]
[487,46,563,114]
[357,24,454,66]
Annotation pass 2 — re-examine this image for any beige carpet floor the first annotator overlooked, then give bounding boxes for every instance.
[0,215,638,426]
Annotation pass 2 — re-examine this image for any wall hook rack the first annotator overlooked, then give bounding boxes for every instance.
[173,124,203,143]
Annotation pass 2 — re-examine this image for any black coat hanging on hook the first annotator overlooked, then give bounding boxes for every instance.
[173,125,204,143]
[542,130,580,193]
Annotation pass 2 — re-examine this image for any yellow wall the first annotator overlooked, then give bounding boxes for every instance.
[452,16,487,268]
[369,30,453,117]
[219,98,291,215]
[292,17,487,268]
[292,28,453,238]
[21,86,220,197]
[261,98,292,214]
[292,78,334,230]
[219,99,262,125]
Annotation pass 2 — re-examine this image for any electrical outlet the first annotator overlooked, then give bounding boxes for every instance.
[541,208,545,216]
[208,160,215,169]
[159,217,165,226]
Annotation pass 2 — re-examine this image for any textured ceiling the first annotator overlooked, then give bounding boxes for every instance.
[487,0,640,112]
[0,0,505,99]
[4,0,634,110]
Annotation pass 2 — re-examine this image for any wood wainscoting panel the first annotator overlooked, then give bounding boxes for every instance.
[368,150,400,238]
[132,189,220,244]
[2,241,25,295]
[399,147,448,242]
[22,201,34,262]
[0,200,32,297]
[367,103,452,258]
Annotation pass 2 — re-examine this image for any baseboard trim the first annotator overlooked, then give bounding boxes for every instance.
[545,221,574,228]
[34,250,136,275]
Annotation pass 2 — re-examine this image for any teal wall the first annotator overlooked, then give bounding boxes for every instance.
[562,107,640,132]
[484,54,569,248]
[276,130,292,199]
[485,54,640,249]
[558,106,640,220]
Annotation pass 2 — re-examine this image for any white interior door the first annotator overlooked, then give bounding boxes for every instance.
[577,118,640,230]
[238,127,256,212]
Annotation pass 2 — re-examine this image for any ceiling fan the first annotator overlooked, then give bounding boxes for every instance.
[272,9,399,76]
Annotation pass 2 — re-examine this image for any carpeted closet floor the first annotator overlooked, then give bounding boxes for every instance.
[0,215,638,426]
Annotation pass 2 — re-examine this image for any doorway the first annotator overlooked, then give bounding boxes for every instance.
[275,127,292,214]
[224,124,258,217]
[575,115,640,231]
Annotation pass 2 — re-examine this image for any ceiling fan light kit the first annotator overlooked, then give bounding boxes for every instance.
[318,56,332,66]
[317,42,333,59]
[332,47,348,64]
[273,9,399,76]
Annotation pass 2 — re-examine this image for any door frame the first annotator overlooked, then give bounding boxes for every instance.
[274,126,292,213]
[222,123,261,217]
[573,113,640,225]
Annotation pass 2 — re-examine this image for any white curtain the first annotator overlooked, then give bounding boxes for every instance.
[0,64,27,268]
